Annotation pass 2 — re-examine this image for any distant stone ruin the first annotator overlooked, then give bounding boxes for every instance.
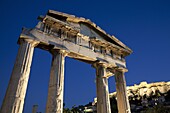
[110,81,170,99]
[90,81,170,112]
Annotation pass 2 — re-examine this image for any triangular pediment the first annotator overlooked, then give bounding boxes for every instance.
[40,10,132,56]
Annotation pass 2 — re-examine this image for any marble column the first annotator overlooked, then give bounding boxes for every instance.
[95,64,111,113]
[0,39,38,113]
[46,50,66,113]
[115,69,131,113]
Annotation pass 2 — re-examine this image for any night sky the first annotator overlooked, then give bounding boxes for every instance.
[0,0,170,113]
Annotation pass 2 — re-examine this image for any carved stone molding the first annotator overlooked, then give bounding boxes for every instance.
[18,38,40,47]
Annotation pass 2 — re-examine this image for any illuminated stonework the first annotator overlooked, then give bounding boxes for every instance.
[0,10,132,113]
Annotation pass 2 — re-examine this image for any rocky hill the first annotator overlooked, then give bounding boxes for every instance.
[63,81,170,113]
[110,81,170,99]
[92,81,170,113]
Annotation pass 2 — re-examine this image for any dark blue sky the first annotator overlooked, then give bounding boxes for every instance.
[0,0,170,113]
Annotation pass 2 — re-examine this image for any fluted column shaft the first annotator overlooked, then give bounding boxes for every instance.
[46,50,66,113]
[0,40,36,113]
[115,70,131,113]
[95,64,111,113]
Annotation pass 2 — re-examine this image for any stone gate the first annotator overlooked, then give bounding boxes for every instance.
[0,10,132,113]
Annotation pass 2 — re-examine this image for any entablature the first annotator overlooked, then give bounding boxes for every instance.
[35,20,129,58]
[20,27,126,69]
[38,10,132,56]
[19,10,133,72]
[35,22,126,61]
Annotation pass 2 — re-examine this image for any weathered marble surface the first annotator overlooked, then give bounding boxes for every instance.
[46,50,66,113]
[0,40,38,113]
[95,63,111,113]
[115,70,131,113]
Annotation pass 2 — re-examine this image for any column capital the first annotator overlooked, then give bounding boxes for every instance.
[114,67,128,73]
[50,49,68,57]
[92,61,113,78]
[92,60,108,69]
[18,38,40,47]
